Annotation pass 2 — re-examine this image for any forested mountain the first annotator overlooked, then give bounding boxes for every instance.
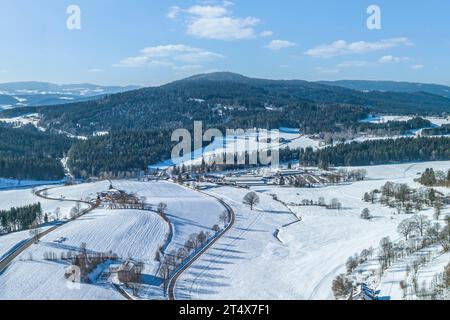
[0,124,72,180]
[2,72,450,136]
[67,130,175,178]
[319,80,450,100]
[1,73,449,180]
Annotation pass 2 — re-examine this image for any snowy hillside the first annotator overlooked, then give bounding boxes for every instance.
[0,209,168,300]
[0,187,89,219]
[174,162,450,300]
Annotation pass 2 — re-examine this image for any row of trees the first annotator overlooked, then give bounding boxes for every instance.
[283,137,450,168]
[292,197,343,211]
[157,230,213,294]
[364,182,446,218]
[0,203,42,233]
[397,215,449,246]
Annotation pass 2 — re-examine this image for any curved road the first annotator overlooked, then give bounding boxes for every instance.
[167,193,236,300]
[0,187,96,275]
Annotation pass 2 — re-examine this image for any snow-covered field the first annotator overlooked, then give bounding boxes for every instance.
[0,180,226,300]
[174,161,450,300]
[0,227,51,261]
[360,115,450,127]
[0,187,89,220]
[151,129,320,169]
[0,182,109,262]
[112,181,224,254]
[0,209,168,300]
[46,181,111,202]
[1,163,448,300]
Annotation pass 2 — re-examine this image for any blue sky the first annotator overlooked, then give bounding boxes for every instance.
[0,0,449,86]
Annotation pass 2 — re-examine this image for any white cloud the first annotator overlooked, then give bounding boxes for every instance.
[411,64,424,70]
[305,37,413,58]
[167,6,181,19]
[378,55,409,64]
[114,44,223,69]
[260,30,274,37]
[88,68,103,73]
[186,5,228,17]
[187,15,260,40]
[171,2,261,41]
[265,40,296,50]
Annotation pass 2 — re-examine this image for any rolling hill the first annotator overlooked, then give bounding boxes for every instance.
[2,72,449,137]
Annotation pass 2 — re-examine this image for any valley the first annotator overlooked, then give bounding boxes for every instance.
[0,73,449,301]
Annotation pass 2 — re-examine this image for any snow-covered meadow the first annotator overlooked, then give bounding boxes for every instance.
[0,187,89,219]
[111,181,224,254]
[0,227,51,261]
[0,162,448,300]
[151,129,320,169]
[0,208,168,300]
[174,161,450,300]
[359,115,450,127]
[0,180,225,299]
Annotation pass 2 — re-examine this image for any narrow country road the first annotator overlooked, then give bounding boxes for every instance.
[0,224,60,274]
[0,187,96,275]
[167,193,236,300]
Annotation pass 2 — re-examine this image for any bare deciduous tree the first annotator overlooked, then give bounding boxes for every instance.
[332,274,353,299]
[397,218,417,241]
[413,214,430,237]
[29,220,41,244]
[243,192,260,210]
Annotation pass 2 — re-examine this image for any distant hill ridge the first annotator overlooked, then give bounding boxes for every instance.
[1,72,450,136]
[319,79,450,99]
[0,81,140,108]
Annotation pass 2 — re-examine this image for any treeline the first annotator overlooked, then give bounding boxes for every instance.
[0,203,42,233]
[281,137,450,168]
[0,124,72,180]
